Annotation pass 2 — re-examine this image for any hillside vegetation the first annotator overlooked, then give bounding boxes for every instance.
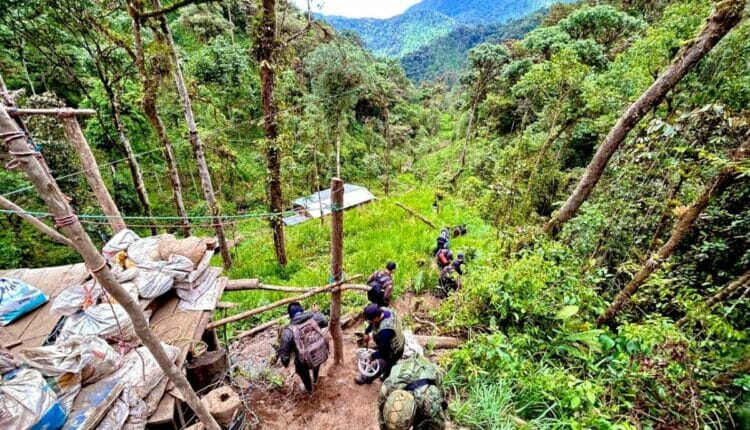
[0,0,749,429]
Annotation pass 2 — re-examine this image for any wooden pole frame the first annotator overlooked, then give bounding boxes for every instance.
[0,195,73,247]
[0,105,222,430]
[206,274,362,329]
[59,113,126,232]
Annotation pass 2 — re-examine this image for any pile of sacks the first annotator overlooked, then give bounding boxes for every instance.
[0,230,216,430]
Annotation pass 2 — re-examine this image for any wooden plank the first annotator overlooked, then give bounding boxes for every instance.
[148,273,226,425]
[0,263,88,351]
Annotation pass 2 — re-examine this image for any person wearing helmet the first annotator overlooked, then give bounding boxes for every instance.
[378,355,446,430]
[356,304,405,384]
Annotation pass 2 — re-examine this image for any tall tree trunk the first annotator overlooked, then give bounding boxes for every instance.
[258,0,287,267]
[153,0,232,268]
[544,0,747,236]
[111,88,157,235]
[459,93,480,168]
[676,269,750,327]
[597,137,750,326]
[127,1,191,236]
[383,105,391,195]
[59,114,127,233]
[0,104,221,430]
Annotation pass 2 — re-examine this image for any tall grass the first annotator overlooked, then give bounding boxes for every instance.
[219,185,496,332]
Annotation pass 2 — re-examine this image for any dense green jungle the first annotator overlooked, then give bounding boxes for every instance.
[0,0,748,428]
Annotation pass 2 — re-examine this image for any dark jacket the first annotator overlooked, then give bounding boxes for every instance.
[365,309,405,360]
[277,311,328,367]
[452,259,465,276]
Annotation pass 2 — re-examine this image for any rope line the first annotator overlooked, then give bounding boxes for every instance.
[0,202,343,222]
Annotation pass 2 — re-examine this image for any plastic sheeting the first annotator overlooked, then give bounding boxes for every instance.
[402,330,424,359]
[126,237,161,265]
[102,229,140,260]
[177,269,221,311]
[57,303,136,343]
[134,255,194,299]
[0,368,67,430]
[0,277,48,326]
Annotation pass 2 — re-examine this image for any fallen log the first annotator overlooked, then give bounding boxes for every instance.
[414,335,461,349]
[395,202,437,229]
[207,275,362,329]
[236,316,287,339]
[216,302,238,309]
[236,313,356,340]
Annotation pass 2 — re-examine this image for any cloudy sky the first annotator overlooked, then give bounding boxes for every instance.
[290,0,423,19]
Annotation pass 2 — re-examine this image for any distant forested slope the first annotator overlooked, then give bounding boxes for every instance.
[320,10,456,57]
[401,13,542,83]
[405,0,571,24]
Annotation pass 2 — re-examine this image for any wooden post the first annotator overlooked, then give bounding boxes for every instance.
[0,195,74,247]
[59,112,126,233]
[0,105,221,430]
[152,0,232,268]
[330,177,344,364]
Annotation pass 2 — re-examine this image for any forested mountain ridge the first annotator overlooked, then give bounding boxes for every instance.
[401,13,542,82]
[320,9,457,57]
[405,0,572,24]
[318,0,574,60]
[0,0,749,428]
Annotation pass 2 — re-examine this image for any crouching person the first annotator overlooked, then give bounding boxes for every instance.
[277,302,329,394]
[379,355,446,430]
[356,304,405,385]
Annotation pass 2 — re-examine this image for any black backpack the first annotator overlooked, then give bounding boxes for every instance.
[368,272,388,303]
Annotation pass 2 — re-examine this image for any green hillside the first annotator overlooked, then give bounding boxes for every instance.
[401,14,541,83]
[320,10,457,57]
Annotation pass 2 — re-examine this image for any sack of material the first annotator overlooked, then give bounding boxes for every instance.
[51,280,102,317]
[134,255,194,298]
[19,335,121,413]
[291,318,329,368]
[126,236,162,265]
[0,368,67,430]
[102,229,140,260]
[0,277,48,326]
[157,234,208,267]
[57,303,136,343]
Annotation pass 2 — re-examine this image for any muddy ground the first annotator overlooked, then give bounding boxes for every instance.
[229,293,447,430]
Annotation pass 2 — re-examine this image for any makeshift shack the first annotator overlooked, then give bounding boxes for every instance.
[283,183,376,226]
[0,230,228,430]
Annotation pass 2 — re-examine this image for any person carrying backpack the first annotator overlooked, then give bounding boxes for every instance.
[435,248,453,270]
[277,302,329,394]
[378,355,446,430]
[368,262,396,307]
[434,228,450,255]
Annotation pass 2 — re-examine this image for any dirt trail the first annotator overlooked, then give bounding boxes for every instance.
[231,294,445,430]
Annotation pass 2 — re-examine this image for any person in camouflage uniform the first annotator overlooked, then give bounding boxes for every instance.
[378,355,446,430]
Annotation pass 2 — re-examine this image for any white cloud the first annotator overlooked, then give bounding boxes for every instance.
[290,0,423,19]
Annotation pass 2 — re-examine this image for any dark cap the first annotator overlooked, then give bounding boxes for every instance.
[364,304,382,320]
[288,302,304,318]
[386,261,397,271]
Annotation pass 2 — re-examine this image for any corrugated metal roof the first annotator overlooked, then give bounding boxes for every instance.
[283,184,376,226]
